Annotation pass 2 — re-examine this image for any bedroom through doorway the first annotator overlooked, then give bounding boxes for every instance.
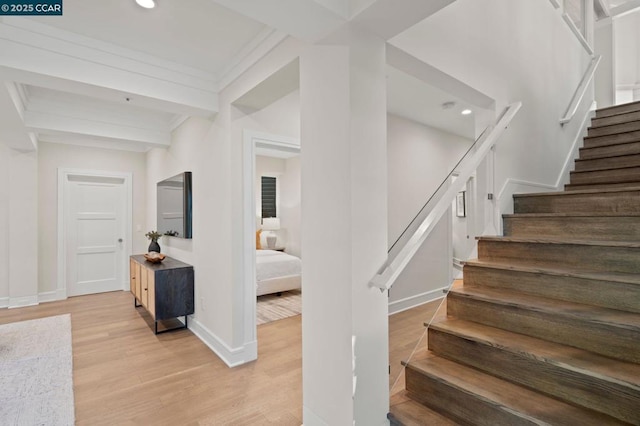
[242,129,302,328]
[253,137,301,325]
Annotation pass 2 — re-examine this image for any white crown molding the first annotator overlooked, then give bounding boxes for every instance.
[217,28,289,91]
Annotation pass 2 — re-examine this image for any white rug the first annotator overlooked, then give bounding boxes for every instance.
[0,314,75,426]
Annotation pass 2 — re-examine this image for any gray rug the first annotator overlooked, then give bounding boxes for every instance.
[257,290,302,325]
[0,314,75,425]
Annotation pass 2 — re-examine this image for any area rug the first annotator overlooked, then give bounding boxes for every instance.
[0,314,75,425]
[257,290,302,325]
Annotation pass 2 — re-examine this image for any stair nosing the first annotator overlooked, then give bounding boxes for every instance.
[429,318,640,389]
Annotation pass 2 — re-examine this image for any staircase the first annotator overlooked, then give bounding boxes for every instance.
[389,100,640,426]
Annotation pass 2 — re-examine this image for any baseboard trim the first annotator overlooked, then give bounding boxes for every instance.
[388,287,447,316]
[38,288,68,304]
[188,317,257,367]
[0,297,8,308]
[9,295,39,309]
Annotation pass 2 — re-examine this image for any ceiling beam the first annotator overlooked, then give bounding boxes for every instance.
[0,82,37,152]
[0,20,218,117]
[23,110,170,147]
[386,44,495,110]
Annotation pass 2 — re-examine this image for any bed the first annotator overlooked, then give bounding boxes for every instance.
[256,249,302,296]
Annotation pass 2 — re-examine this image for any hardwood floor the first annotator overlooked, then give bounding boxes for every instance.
[0,290,442,425]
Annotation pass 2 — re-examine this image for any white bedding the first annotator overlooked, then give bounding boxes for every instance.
[256,250,302,282]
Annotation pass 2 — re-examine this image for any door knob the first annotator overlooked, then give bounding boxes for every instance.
[118,238,123,243]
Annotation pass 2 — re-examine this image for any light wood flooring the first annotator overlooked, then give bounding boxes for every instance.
[0,290,442,425]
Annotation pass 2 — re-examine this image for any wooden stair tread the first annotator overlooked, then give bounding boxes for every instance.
[463,259,640,285]
[448,286,640,331]
[591,110,640,127]
[595,101,640,117]
[571,164,640,174]
[406,355,628,426]
[588,119,640,131]
[430,318,640,388]
[512,185,640,197]
[565,181,640,191]
[477,235,640,248]
[389,391,461,426]
[503,212,640,218]
[587,120,640,137]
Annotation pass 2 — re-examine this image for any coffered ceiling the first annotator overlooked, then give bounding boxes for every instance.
[0,0,484,152]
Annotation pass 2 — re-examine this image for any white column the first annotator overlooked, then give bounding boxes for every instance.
[300,28,389,426]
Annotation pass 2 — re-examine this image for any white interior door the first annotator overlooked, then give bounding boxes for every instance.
[66,176,126,297]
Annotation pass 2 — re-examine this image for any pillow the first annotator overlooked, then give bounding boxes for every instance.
[256,230,262,249]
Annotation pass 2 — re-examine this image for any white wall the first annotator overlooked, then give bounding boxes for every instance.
[391,0,594,231]
[38,142,147,296]
[0,143,38,308]
[614,9,640,102]
[0,143,11,306]
[387,114,472,313]
[595,19,615,108]
[235,90,300,139]
[280,156,301,257]
[255,155,301,256]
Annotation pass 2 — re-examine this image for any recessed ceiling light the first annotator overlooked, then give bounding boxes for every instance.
[136,0,155,8]
[461,109,472,115]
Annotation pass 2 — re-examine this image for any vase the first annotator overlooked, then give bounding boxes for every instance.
[148,240,161,253]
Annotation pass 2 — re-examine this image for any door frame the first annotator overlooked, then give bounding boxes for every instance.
[57,168,133,299]
[242,130,300,358]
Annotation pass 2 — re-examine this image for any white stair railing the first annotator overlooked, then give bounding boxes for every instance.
[560,55,601,125]
[370,102,522,292]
